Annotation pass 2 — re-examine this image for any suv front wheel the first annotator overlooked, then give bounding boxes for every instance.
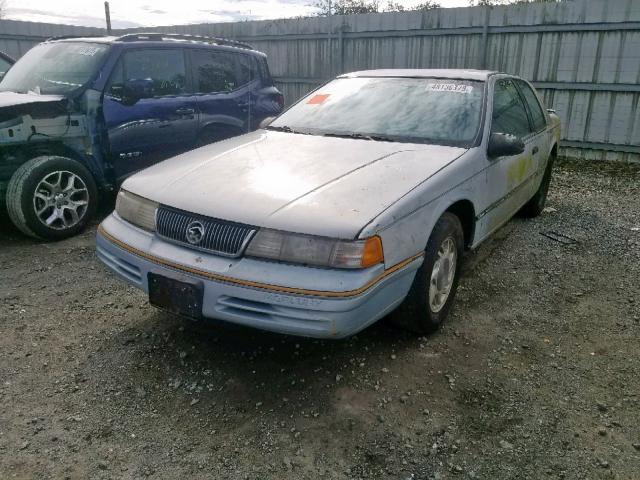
[6,156,97,240]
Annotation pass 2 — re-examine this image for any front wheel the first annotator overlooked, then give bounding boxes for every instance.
[6,156,98,240]
[390,212,464,334]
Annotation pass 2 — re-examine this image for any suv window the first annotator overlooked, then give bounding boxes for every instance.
[491,79,533,138]
[109,49,187,99]
[192,50,255,94]
[237,54,258,86]
[516,80,547,132]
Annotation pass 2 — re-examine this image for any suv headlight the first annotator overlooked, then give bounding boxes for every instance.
[245,229,384,269]
[115,190,158,232]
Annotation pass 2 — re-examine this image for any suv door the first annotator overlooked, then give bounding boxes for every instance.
[190,49,255,145]
[482,77,538,233]
[102,48,198,180]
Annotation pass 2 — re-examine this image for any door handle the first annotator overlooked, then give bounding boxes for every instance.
[532,146,539,155]
[175,107,195,116]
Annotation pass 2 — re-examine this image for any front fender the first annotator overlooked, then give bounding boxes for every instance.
[359,148,485,268]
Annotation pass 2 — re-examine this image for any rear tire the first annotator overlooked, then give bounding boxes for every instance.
[6,156,98,240]
[520,152,555,218]
[390,212,464,334]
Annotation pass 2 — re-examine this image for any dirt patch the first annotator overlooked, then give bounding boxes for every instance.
[1,160,639,479]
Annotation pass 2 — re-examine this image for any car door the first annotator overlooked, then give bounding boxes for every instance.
[514,79,551,178]
[189,49,253,144]
[480,77,539,234]
[102,48,198,180]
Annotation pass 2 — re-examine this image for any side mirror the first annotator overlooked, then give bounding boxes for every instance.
[487,133,525,158]
[258,116,276,129]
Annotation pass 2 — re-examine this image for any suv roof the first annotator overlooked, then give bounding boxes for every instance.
[48,33,258,55]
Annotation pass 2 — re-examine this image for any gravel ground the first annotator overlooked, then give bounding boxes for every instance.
[1,160,639,480]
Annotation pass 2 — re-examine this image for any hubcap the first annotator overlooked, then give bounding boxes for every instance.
[33,170,89,230]
[428,236,457,313]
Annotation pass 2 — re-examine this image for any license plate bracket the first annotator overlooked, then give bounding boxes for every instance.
[148,273,203,320]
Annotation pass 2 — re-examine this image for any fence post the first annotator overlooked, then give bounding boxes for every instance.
[480,5,490,69]
[338,25,344,75]
[327,12,333,78]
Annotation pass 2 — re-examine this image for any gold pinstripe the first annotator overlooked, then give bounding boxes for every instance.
[98,225,423,298]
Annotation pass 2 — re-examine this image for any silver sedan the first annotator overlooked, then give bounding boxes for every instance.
[96,69,561,338]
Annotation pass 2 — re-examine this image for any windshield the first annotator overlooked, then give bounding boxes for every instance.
[270,77,485,147]
[0,42,109,95]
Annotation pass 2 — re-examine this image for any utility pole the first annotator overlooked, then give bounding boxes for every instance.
[104,1,112,34]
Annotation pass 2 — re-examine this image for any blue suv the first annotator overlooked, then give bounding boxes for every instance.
[0,33,283,240]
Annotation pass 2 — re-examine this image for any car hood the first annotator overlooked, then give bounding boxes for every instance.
[123,130,466,239]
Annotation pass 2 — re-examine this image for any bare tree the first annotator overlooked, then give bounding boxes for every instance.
[469,0,563,5]
[385,1,441,12]
[313,0,441,16]
[0,0,7,20]
[313,0,379,16]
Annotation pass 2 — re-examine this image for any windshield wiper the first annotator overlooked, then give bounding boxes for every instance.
[322,132,400,143]
[266,125,296,133]
[266,125,319,136]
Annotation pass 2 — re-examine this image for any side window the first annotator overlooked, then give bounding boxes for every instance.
[516,80,547,132]
[491,79,533,138]
[192,50,239,94]
[257,57,272,85]
[122,49,186,98]
[106,58,124,97]
[236,54,257,86]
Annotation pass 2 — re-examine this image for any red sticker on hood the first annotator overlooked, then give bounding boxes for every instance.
[307,94,330,104]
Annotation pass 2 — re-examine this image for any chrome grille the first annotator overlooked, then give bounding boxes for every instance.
[156,207,255,257]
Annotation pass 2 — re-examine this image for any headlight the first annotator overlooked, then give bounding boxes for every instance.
[245,229,384,269]
[115,189,158,232]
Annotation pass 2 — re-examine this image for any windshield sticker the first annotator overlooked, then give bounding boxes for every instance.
[74,46,102,56]
[307,94,330,105]
[426,83,473,94]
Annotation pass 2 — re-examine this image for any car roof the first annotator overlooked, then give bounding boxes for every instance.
[339,69,499,81]
[49,34,264,56]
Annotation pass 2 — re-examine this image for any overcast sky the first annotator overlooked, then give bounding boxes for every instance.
[3,0,471,29]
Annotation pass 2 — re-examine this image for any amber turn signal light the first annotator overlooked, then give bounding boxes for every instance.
[361,236,384,268]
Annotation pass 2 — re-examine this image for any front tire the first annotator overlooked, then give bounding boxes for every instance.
[6,156,98,240]
[390,212,464,334]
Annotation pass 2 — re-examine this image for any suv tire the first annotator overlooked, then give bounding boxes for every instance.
[6,156,97,240]
[390,212,464,334]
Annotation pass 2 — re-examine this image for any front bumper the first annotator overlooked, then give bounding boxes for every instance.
[96,214,422,339]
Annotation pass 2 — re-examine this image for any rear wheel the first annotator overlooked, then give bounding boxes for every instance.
[6,156,97,240]
[520,152,555,218]
[390,212,464,334]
